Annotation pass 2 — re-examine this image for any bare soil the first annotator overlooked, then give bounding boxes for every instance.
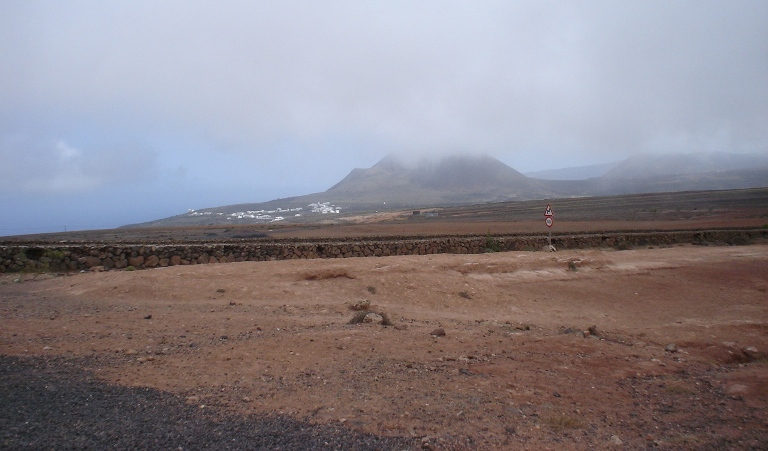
[2,243,767,449]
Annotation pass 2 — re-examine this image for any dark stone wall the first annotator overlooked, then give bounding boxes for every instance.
[2,229,765,273]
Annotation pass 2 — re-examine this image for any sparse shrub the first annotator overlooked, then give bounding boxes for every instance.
[348,311,369,324]
[505,322,531,331]
[125,266,136,271]
[367,286,377,294]
[567,260,578,271]
[544,414,583,430]
[485,233,502,253]
[458,291,472,299]
[302,268,354,280]
[616,240,633,251]
[664,383,696,395]
[347,310,394,326]
[44,249,66,260]
[349,299,371,311]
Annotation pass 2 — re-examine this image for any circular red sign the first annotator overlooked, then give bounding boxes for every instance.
[545,217,553,228]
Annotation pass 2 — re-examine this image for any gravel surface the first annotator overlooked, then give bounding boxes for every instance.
[1,355,416,450]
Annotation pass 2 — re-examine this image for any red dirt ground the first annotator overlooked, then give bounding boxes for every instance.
[2,244,767,449]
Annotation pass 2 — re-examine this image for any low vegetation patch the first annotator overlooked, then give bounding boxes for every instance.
[348,310,394,326]
[349,299,371,311]
[543,414,584,431]
[484,233,502,253]
[301,268,355,280]
[616,240,633,250]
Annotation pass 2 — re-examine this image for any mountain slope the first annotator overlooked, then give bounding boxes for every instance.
[325,154,553,207]
[525,162,620,180]
[602,151,768,179]
[124,152,768,228]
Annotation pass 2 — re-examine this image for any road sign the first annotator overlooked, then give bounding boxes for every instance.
[544,204,553,217]
[545,216,553,228]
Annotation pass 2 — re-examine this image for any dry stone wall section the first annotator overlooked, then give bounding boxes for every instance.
[1,229,765,274]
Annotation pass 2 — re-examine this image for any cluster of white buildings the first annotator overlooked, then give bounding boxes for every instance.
[187,211,223,216]
[225,207,303,222]
[308,202,340,214]
[187,202,340,223]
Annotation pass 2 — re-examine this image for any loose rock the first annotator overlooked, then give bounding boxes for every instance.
[350,299,371,311]
[742,346,764,361]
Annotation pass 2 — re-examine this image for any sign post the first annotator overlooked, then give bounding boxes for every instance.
[544,204,555,251]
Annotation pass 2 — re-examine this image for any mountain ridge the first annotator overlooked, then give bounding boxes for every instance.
[124,151,768,228]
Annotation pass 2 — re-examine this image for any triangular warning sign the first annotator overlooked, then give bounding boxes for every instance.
[544,204,553,217]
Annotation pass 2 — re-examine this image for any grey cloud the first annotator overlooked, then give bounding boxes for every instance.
[0,133,157,194]
[3,1,766,162]
[1,1,767,233]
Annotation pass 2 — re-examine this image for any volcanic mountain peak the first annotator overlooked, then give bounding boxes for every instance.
[326,153,547,205]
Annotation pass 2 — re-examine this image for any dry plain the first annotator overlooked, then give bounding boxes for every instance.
[2,190,768,449]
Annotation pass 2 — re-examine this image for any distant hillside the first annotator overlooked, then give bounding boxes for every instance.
[124,152,768,228]
[525,162,620,180]
[325,154,555,207]
[601,151,768,179]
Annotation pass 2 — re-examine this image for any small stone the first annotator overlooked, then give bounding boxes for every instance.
[144,314,152,320]
[363,312,383,323]
[217,288,226,293]
[124,349,139,355]
[553,391,561,398]
[609,435,623,445]
[430,328,446,337]
[665,343,678,353]
[229,301,236,306]
[43,346,52,351]
[742,346,764,361]
[588,325,599,337]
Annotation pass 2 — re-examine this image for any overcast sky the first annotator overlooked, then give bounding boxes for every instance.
[2,1,767,234]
